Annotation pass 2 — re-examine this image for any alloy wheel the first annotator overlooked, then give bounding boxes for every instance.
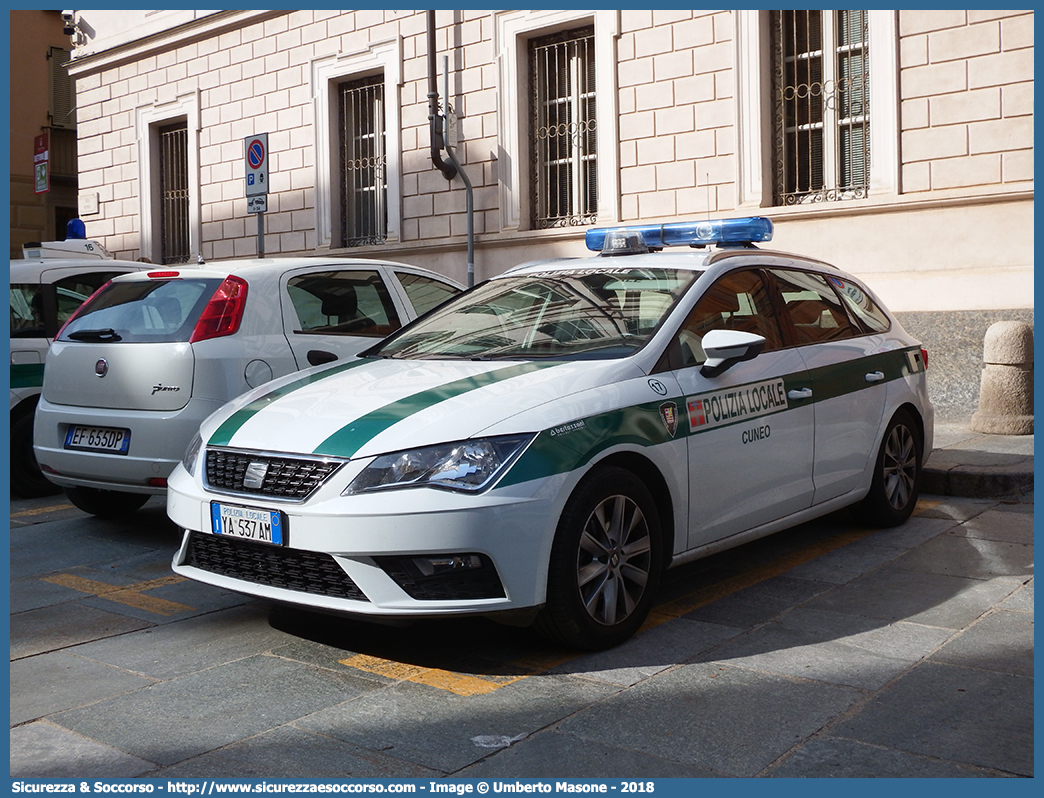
[576,493,653,627]
[882,423,917,511]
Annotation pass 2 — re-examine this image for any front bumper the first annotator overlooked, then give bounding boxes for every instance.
[167,458,565,619]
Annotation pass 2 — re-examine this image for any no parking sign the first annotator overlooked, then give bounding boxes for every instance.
[244,133,268,197]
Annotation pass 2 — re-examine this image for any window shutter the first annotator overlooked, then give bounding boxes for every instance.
[48,47,76,129]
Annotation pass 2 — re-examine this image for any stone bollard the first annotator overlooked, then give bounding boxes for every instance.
[970,321,1033,435]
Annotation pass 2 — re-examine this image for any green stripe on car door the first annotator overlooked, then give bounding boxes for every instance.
[802,349,914,403]
[501,346,921,487]
[10,363,45,389]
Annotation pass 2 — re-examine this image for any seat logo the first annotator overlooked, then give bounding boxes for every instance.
[95,359,108,377]
[243,462,269,490]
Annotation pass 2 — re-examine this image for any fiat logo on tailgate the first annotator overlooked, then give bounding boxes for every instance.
[243,462,269,490]
[95,359,108,377]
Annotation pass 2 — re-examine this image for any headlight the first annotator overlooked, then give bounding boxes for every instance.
[344,434,533,495]
[182,432,203,476]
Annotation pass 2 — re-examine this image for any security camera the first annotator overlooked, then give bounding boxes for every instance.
[61,10,74,21]
[61,10,75,35]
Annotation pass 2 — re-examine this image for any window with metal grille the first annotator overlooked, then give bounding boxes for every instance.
[529,26,597,229]
[339,74,386,247]
[772,10,869,205]
[159,122,190,264]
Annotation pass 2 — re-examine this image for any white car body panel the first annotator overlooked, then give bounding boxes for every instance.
[676,347,816,546]
[798,337,889,504]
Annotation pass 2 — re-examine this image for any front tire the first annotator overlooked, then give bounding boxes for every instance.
[65,486,150,518]
[858,409,922,527]
[535,466,663,650]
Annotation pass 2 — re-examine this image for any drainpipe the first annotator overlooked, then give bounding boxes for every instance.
[442,56,474,288]
[427,10,456,181]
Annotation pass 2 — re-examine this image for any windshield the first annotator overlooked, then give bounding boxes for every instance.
[370,267,700,360]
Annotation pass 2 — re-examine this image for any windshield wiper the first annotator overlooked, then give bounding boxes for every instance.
[67,328,122,342]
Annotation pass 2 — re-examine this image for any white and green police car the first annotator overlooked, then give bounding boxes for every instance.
[168,217,933,650]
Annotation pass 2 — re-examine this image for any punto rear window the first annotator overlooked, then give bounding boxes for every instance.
[58,278,223,344]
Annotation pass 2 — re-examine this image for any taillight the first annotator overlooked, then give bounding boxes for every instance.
[189,276,248,343]
[147,271,182,279]
[921,347,929,370]
[55,279,113,339]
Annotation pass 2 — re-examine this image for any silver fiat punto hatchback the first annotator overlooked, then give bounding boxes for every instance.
[33,257,462,516]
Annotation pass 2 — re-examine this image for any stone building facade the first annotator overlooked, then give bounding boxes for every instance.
[64,9,1032,313]
[9,10,81,256]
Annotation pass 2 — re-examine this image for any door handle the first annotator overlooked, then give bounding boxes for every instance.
[307,350,338,367]
[864,371,885,383]
[787,388,813,400]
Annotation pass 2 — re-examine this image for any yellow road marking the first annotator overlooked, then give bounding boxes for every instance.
[11,503,75,518]
[43,573,195,616]
[340,649,575,697]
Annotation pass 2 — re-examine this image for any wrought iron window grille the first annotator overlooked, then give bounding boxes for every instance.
[529,26,598,229]
[339,74,387,247]
[772,10,870,206]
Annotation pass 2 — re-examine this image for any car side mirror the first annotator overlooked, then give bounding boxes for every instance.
[700,329,765,378]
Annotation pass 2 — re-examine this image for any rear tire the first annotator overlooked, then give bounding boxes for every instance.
[857,409,922,527]
[11,411,61,498]
[535,466,662,650]
[65,486,150,518]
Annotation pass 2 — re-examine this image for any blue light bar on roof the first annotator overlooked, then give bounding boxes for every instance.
[585,217,774,253]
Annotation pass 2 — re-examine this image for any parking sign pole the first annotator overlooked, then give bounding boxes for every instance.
[245,134,269,258]
[257,210,264,258]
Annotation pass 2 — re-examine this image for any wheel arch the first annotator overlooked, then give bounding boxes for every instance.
[894,401,927,456]
[585,450,677,572]
[11,392,40,421]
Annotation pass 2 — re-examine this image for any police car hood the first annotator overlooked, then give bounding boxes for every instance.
[202,356,645,460]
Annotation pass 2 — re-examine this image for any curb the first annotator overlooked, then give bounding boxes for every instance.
[922,459,1034,500]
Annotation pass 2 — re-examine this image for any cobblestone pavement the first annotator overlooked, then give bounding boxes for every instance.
[10,486,1032,778]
